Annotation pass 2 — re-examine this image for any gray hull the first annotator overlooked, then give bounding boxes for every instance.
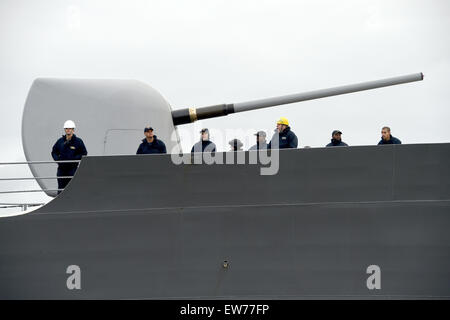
[1,144,449,299]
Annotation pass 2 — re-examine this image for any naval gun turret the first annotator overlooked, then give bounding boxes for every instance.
[21,73,423,196]
[172,73,423,125]
[5,72,450,300]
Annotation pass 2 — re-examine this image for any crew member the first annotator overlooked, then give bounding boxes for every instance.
[378,126,401,145]
[229,139,243,151]
[268,117,298,149]
[136,126,167,154]
[326,130,348,147]
[249,131,267,150]
[51,120,87,194]
[191,128,216,153]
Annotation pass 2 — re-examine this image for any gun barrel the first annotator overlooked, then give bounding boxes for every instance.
[172,72,423,126]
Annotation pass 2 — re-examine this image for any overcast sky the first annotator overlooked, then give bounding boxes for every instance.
[1,0,449,208]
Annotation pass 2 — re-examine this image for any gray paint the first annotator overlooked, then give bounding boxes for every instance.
[0,144,449,299]
[171,73,423,125]
[233,73,423,113]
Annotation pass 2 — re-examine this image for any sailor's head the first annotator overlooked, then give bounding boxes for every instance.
[255,131,266,143]
[63,120,76,136]
[200,128,209,141]
[144,126,154,139]
[381,126,391,140]
[332,130,342,141]
[276,117,289,132]
[229,138,243,151]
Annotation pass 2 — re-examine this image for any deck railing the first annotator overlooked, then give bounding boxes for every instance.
[0,160,79,194]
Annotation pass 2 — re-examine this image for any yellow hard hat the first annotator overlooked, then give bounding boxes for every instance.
[277,117,289,126]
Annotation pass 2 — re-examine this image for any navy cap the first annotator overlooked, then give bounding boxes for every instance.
[144,126,153,132]
[332,130,342,136]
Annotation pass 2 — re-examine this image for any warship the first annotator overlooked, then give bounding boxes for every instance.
[1,72,450,299]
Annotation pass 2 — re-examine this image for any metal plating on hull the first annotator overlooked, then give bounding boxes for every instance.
[0,144,449,299]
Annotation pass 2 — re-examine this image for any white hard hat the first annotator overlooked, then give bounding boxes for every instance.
[63,120,76,129]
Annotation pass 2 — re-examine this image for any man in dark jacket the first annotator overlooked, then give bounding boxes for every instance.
[229,138,243,151]
[378,126,402,145]
[191,128,216,153]
[51,120,88,194]
[326,130,348,147]
[268,117,298,149]
[136,126,167,154]
[249,131,268,151]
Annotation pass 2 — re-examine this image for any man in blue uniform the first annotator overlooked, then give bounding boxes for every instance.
[268,117,298,149]
[229,138,243,151]
[249,131,268,151]
[326,130,348,147]
[51,120,88,194]
[378,126,402,145]
[136,126,167,154]
[191,128,216,153]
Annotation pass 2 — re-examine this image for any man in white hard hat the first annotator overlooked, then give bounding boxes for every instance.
[51,120,88,194]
